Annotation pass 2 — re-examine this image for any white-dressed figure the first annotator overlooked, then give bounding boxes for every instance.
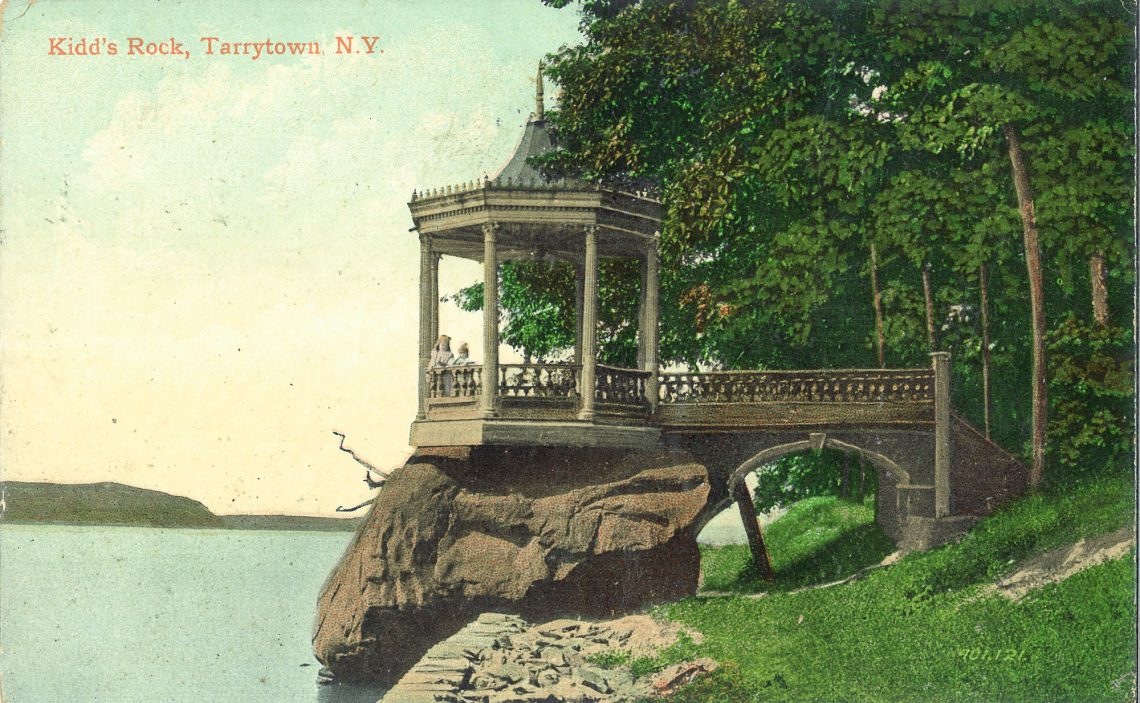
[429,334,454,396]
[450,343,476,366]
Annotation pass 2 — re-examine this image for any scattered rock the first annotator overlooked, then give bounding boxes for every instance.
[879,550,905,566]
[650,658,719,697]
[381,612,704,703]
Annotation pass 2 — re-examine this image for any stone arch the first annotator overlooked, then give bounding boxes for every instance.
[720,436,914,543]
[727,438,911,494]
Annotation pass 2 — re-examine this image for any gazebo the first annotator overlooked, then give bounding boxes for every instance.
[407,67,663,449]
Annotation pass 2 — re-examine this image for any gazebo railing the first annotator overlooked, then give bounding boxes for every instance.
[427,365,483,398]
[595,364,651,404]
[657,369,935,404]
[499,363,581,398]
[425,362,655,417]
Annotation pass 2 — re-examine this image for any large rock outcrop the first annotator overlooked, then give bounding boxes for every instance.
[313,446,710,684]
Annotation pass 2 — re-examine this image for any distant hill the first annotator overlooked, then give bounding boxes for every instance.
[0,481,223,528]
[0,482,365,531]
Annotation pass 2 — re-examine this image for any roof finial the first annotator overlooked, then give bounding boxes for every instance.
[535,61,545,122]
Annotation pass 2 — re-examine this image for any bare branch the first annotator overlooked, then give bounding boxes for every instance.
[335,498,375,513]
[332,431,390,478]
[332,431,391,493]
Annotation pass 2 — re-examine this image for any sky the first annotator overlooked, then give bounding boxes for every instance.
[0,0,584,515]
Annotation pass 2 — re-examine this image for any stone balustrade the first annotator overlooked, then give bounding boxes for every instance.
[594,364,651,404]
[657,369,935,405]
[426,365,936,421]
[427,365,483,398]
[498,364,580,398]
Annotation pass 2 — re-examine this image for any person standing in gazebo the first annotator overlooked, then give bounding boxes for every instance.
[429,335,454,396]
[451,343,475,366]
[449,343,477,396]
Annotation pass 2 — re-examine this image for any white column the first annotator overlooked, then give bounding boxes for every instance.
[932,351,951,517]
[578,226,598,421]
[417,235,433,419]
[636,256,648,370]
[644,234,660,410]
[574,262,584,364]
[429,253,440,345]
[480,222,499,417]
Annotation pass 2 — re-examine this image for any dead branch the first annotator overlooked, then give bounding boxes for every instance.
[332,431,391,489]
[335,498,375,513]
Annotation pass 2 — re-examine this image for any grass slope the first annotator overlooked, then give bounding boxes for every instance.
[649,476,1136,702]
[701,495,895,593]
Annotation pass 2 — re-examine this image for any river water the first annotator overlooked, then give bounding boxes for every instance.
[0,524,386,703]
[0,517,750,702]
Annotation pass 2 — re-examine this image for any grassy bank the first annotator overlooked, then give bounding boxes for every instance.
[700,495,895,593]
[646,476,1136,702]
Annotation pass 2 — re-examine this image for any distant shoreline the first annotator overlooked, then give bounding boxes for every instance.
[0,481,364,532]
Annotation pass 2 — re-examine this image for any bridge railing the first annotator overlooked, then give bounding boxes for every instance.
[657,369,935,404]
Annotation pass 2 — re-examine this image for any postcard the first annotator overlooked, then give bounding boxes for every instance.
[1,1,1134,701]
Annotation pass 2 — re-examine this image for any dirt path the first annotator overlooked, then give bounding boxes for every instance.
[989,526,1135,601]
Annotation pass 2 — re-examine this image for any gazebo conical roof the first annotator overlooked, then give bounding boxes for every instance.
[407,68,661,263]
[492,112,564,186]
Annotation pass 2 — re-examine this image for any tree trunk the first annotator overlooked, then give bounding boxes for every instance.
[979,263,993,440]
[857,456,866,502]
[1004,123,1047,487]
[734,481,775,581]
[922,261,937,352]
[870,244,886,368]
[1090,251,1108,326]
[840,457,850,499]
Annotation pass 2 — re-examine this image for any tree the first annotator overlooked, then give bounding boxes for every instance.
[868,0,1133,485]
[470,0,1137,488]
[1004,123,1048,486]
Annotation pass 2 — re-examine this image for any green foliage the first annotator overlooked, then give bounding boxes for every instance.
[585,649,631,668]
[1046,315,1135,476]
[451,261,572,362]
[750,449,879,513]
[452,258,640,365]
[629,654,665,679]
[652,475,1135,702]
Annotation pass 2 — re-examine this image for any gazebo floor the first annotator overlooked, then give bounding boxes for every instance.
[409,418,662,450]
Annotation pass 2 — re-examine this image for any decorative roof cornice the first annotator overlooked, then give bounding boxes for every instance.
[408,178,660,206]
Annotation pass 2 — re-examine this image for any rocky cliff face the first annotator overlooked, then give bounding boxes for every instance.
[313,446,710,684]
